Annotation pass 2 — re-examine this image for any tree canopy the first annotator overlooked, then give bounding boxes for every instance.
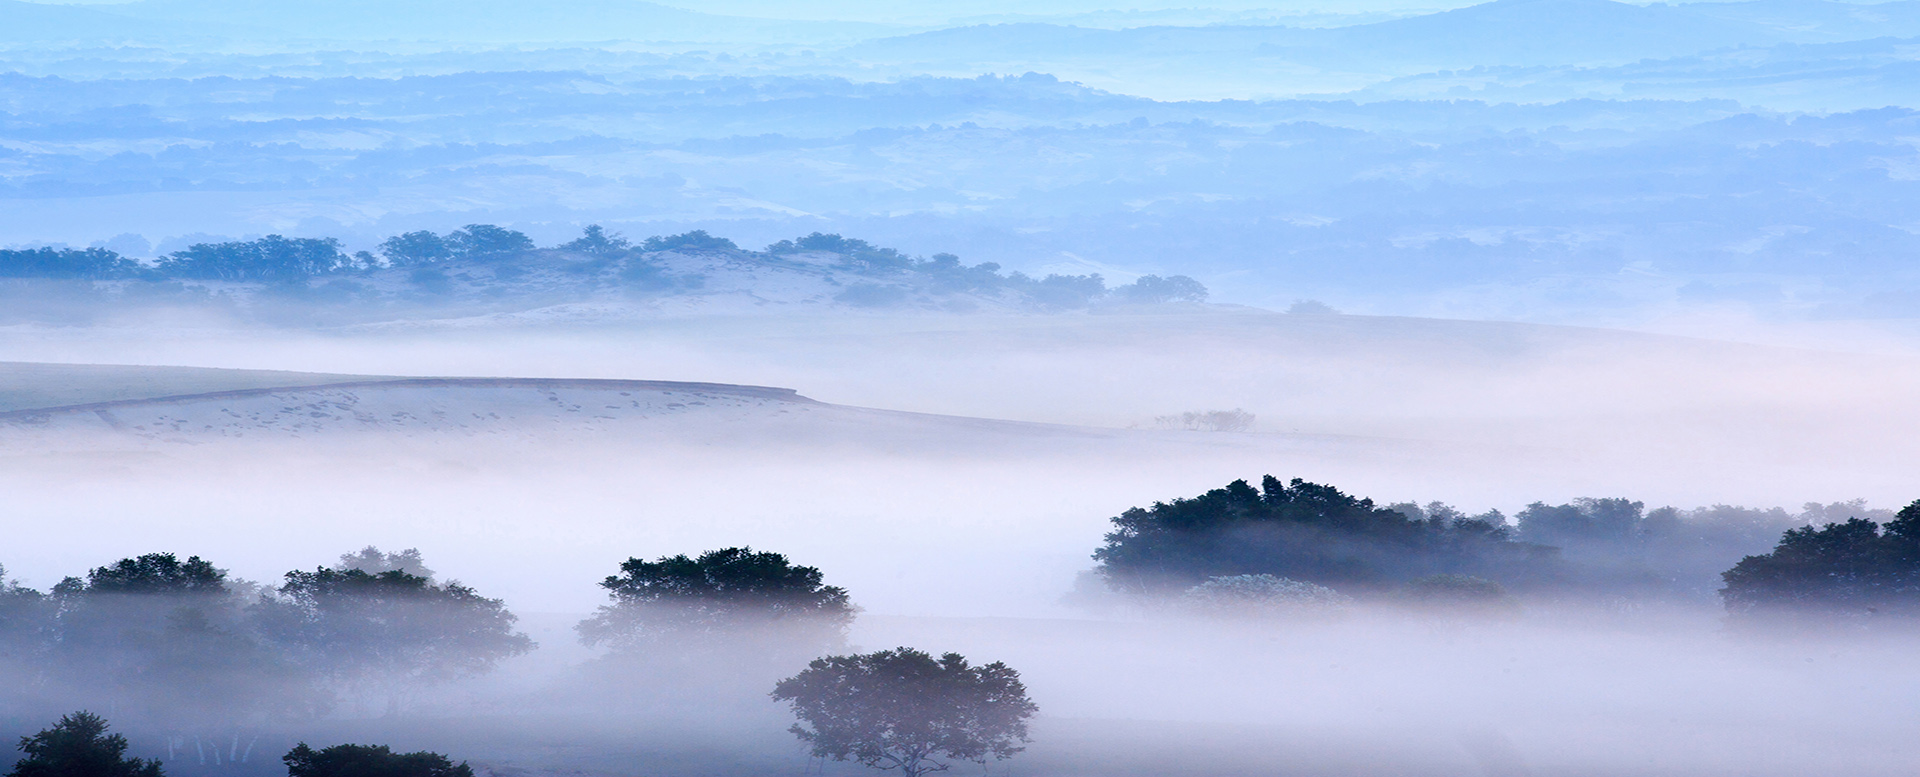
[561,225,631,255]
[7,712,163,777]
[0,548,529,725]
[1720,499,1920,618]
[157,236,348,282]
[771,648,1036,777]
[255,566,533,708]
[75,553,226,595]
[576,547,854,653]
[1093,476,1551,593]
[0,248,139,280]
[283,744,472,777]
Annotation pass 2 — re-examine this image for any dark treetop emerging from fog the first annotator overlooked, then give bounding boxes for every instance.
[0,548,532,725]
[7,712,162,777]
[576,547,854,652]
[772,647,1037,777]
[1094,476,1553,593]
[256,568,534,692]
[283,743,472,777]
[1721,498,1920,618]
[70,553,225,595]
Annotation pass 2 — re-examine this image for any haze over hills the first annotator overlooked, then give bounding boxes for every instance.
[2,0,1918,325]
[8,2,1920,776]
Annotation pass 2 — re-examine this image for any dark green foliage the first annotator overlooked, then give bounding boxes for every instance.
[444,224,532,257]
[1119,274,1208,303]
[771,648,1036,777]
[378,232,452,267]
[641,230,736,253]
[576,547,854,652]
[158,236,347,281]
[1093,476,1556,593]
[1719,500,1920,618]
[7,712,162,777]
[79,553,225,595]
[0,248,138,280]
[561,225,631,255]
[283,743,472,777]
[256,567,533,696]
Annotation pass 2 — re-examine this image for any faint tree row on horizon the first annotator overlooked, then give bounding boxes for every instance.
[0,226,1207,313]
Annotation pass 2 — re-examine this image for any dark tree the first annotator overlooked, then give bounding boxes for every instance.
[1016,273,1107,310]
[49,554,313,724]
[0,248,139,280]
[576,547,854,653]
[80,553,226,595]
[1119,274,1208,303]
[640,230,737,254]
[771,648,1036,777]
[1718,501,1920,618]
[764,233,905,272]
[1093,476,1555,593]
[256,567,532,711]
[7,712,163,777]
[561,225,631,255]
[283,744,472,777]
[158,236,347,281]
[1517,498,1647,548]
[444,225,532,257]
[377,232,452,267]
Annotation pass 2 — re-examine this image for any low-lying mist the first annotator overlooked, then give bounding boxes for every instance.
[4,313,1920,776]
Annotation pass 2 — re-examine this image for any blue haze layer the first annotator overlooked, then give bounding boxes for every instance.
[1,0,1917,320]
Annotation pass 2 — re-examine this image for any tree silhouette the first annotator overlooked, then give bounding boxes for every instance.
[256,568,531,713]
[7,712,163,777]
[771,648,1036,777]
[283,743,472,777]
[576,547,853,654]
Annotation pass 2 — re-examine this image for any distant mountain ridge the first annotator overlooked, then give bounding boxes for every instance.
[844,0,1920,69]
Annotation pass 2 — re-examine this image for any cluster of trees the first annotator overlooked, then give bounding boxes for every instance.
[1093,476,1552,596]
[3,545,1036,777]
[775,231,1205,309]
[1720,501,1920,621]
[0,548,531,728]
[0,248,140,280]
[1094,475,1920,623]
[0,226,1205,311]
[6,711,472,777]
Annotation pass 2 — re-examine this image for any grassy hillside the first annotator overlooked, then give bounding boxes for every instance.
[0,362,389,413]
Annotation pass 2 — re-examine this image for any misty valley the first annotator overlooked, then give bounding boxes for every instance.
[9,0,1920,772]
[4,456,1919,777]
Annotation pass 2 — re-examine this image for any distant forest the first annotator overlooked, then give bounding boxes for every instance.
[0,226,1208,321]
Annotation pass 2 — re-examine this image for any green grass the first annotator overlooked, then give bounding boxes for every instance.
[0,362,391,413]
